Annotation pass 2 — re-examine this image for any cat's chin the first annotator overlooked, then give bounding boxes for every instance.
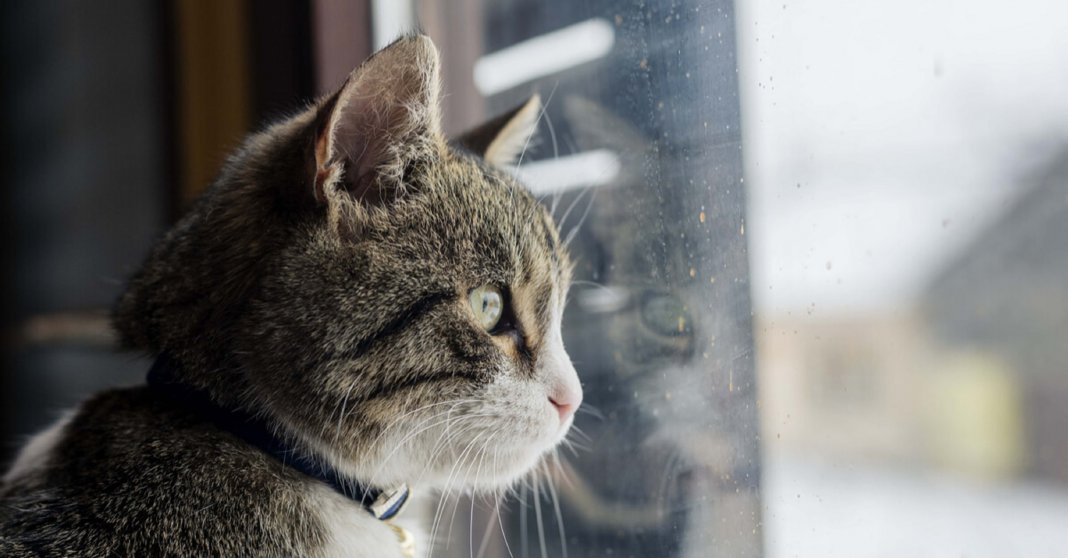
[408,431,562,492]
[444,444,557,492]
[309,410,568,493]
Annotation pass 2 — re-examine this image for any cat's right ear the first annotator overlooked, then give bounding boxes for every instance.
[311,35,444,223]
[454,95,541,169]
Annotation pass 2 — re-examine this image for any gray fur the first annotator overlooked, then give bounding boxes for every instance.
[1,35,576,556]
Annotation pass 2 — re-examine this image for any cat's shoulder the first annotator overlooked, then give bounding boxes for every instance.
[0,386,325,556]
[2,386,414,557]
[7,385,266,483]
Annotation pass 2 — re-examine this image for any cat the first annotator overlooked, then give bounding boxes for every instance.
[0,35,581,558]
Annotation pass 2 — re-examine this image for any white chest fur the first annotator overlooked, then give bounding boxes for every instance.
[3,413,71,484]
[312,486,427,558]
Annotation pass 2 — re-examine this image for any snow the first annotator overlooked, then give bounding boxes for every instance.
[764,456,1068,558]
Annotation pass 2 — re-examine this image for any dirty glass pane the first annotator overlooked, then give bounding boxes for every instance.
[424,0,761,556]
[428,0,1068,556]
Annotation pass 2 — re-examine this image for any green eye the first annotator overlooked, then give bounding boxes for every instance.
[469,285,504,331]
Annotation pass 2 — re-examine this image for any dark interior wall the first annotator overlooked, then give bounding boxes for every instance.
[0,0,320,467]
[0,0,167,463]
[248,0,316,122]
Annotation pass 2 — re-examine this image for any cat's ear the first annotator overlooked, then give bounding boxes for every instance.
[313,35,443,208]
[454,95,541,168]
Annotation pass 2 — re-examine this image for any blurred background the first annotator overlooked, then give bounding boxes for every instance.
[2,1,1066,557]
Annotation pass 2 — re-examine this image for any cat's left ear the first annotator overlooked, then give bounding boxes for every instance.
[313,35,444,209]
[454,95,541,169]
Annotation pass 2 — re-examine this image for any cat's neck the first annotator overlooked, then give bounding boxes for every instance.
[146,352,410,520]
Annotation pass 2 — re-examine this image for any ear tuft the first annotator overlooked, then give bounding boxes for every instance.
[455,95,541,169]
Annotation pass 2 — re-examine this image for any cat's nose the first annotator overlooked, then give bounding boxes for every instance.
[549,385,582,422]
[542,331,582,423]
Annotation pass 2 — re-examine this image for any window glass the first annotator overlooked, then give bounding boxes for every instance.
[423,1,761,556]
[427,0,1068,557]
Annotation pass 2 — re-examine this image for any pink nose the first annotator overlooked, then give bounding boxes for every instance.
[549,389,582,422]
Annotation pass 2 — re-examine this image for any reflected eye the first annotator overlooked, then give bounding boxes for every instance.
[640,292,693,337]
[469,285,504,331]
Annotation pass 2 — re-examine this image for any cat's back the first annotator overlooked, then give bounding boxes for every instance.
[0,386,324,557]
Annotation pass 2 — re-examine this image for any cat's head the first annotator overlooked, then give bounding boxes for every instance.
[114,35,581,490]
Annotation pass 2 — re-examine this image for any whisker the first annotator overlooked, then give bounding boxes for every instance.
[557,186,590,233]
[413,414,497,487]
[492,447,515,558]
[519,483,529,558]
[532,464,548,558]
[365,405,477,487]
[545,460,569,558]
[365,398,479,459]
[568,425,594,443]
[447,431,496,548]
[429,439,473,554]
[514,81,559,170]
[331,378,360,446]
[430,429,487,551]
[559,436,591,454]
[543,105,560,162]
[574,403,604,420]
[563,185,599,247]
[496,486,515,558]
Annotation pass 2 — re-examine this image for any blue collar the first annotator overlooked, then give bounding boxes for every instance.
[145,353,409,521]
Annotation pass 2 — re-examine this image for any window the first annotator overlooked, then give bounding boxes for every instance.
[420,1,761,556]
[5,1,1066,556]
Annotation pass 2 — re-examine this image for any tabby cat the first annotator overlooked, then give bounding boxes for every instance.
[0,35,581,558]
